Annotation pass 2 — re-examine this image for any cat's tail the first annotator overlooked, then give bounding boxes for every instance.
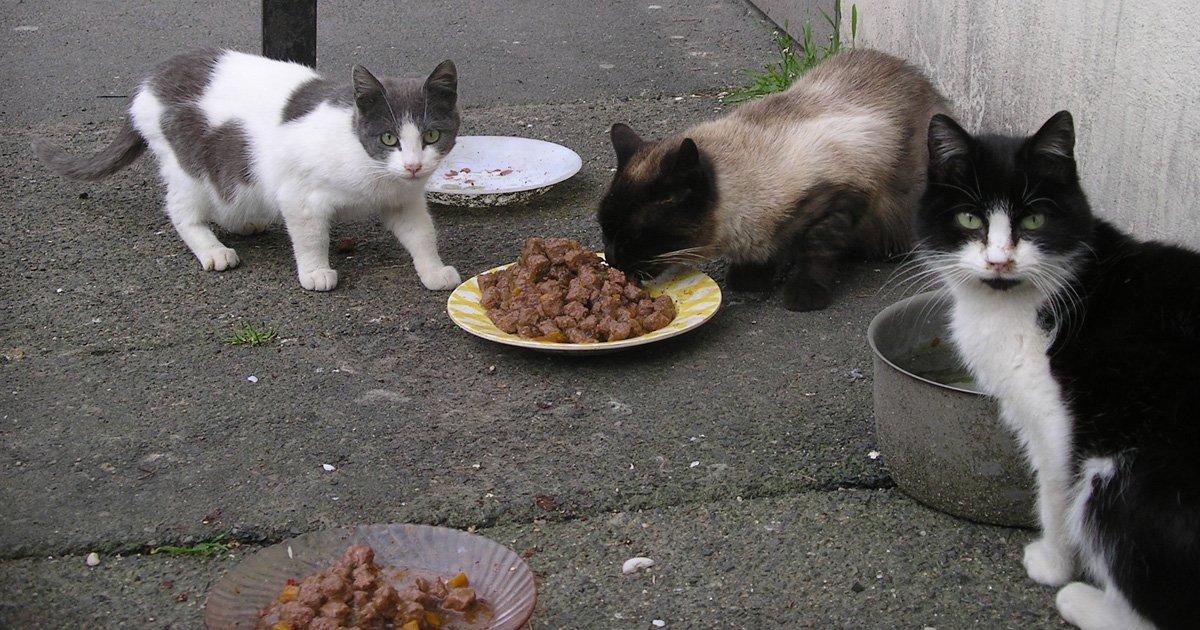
[32,116,147,181]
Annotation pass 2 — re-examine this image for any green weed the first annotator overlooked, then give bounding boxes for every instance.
[723,0,859,103]
[150,535,234,557]
[224,322,278,347]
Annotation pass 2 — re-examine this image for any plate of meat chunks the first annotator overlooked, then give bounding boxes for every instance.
[447,237,721,353]
[204,524,535,629]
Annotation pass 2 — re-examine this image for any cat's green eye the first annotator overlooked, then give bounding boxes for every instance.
[422,129,441,144]
[955,212,983,230]
[1021,213,1046,230]
[380,132,398,147]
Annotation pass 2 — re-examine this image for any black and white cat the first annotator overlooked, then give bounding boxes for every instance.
[34,49,462,292]
[916,110,1200,629]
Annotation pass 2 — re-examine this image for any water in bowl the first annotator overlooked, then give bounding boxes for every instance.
[902,337,978,391]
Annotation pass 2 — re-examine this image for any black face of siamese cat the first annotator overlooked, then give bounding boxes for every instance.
[597,124,717,279]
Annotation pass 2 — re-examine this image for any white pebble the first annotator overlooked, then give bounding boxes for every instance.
[247,375,258,383]
[868,450,881,460]
[85,552,100,566]
[322,463,335,472]
[689,461,700,468]
[622,556,655,574]
[653,621,666,627]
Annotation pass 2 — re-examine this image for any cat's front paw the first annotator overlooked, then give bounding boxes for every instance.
[1055,582,1108,628]
[197,247,240,272]
[299,268,339,292]
[782,279,833,312]
[420,265,461,291]
[727,263,776,292]
[1023,538,1073,586]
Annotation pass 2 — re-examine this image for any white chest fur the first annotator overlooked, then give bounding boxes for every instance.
[949,283,1078,587]
[948,285,1069,444]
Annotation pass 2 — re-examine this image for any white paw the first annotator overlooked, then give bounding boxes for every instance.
[197,247,240,272]
[420,265,461,291]
[1056,582,1104,628]
[1024,538,1074,586]
[299,268,339,291]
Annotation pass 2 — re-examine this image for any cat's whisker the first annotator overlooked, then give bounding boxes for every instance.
[932,181,982,203]
[880,248,962,297]
[651,247,715,266]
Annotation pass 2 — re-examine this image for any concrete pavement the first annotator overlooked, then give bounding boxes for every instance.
[0,1,1064,627]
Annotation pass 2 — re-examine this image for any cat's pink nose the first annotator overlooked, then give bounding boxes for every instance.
[404,164,422,175]
[987,259,1013,272]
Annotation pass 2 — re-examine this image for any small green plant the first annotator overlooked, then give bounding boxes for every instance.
[224,322,278,347]
[150,535,233,557]
[723,0,859,103]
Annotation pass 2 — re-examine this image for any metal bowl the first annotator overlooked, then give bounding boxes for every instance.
[867,291,1035,527]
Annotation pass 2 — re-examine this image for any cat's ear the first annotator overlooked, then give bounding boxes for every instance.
[424,60,458,101]
[610,123,644,169]
[927,114,971,180]
[1022,111,1077,181]
[665,138,701,177]
[352,65,386,110]
[1026,110,1075,161]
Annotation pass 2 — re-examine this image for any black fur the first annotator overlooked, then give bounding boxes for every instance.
[597,128,718,276]
[1055,221,1200,629]
[918,111,1200,629]
[778,183,870,311]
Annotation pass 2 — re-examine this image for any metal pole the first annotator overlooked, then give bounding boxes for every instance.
[262,0,317,67]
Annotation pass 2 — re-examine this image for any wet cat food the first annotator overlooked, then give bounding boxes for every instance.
[256,545,490,629]
[479,237,676,343]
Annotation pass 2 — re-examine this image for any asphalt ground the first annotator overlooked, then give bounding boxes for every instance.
[0,1,1063,627]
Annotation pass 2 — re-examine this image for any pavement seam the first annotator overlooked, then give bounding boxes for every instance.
[1,479,896,561]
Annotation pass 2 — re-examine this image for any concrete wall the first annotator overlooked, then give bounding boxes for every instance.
[842,0,1200,248]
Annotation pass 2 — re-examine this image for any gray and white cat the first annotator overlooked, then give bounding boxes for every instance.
[33,49,462,292]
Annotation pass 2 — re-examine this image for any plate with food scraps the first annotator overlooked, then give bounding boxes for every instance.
[446,238,722,354]
[426,136,583,207]
[204,524,536,630]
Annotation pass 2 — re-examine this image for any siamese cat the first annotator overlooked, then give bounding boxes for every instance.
[598,49,947,311]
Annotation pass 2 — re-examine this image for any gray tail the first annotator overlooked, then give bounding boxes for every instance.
[32,116,147,181]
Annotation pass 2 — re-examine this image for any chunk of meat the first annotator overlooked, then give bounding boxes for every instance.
[482,238,677,343]
[344,545,374,566]
[274,602,315,627]
[442,587,477,612]
[317,600,349,621]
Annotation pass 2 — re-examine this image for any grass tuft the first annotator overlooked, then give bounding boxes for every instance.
[150,535,235,557]
[723,0,859,103]
[224,322,278,347]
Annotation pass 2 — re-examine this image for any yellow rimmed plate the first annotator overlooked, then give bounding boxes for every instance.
[447,258,722,353]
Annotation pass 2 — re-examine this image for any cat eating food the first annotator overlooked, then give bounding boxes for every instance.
[597,50,948,311]
[33,49,462,292]
[915,111,1200,629]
